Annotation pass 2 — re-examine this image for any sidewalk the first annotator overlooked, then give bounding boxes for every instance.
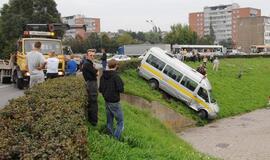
[180,108,270,160]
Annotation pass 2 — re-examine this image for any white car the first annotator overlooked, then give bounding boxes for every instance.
[107,55,131,61]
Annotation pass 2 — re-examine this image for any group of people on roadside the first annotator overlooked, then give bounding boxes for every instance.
[82,49,125,140]
[26,41,79,88]
[27,41,125,140]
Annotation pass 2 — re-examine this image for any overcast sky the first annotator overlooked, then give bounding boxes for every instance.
[1,0,270,32]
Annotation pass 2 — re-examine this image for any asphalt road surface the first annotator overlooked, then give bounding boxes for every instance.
[0,84,24,110]
[180,108,270,160]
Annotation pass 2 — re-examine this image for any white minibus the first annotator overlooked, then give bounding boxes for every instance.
[138,47,219,119]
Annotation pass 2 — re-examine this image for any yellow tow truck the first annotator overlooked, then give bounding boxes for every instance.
[0,23,85,89]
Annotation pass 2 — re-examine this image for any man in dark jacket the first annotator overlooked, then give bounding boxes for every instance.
[82,49,99,126]
[101,48,107,71]
[99,59,124,140]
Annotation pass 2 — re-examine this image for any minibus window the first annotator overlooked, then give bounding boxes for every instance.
[163,65,183,82]
[197,87,209,103]
[180,76,198,92]
[146,54,166,71]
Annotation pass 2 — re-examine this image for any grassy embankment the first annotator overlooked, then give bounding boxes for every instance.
[0,76,214,159]
[89,97,214,160]
[121,57,270,120]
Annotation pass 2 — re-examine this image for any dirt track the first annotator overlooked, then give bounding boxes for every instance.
[180,108,270,160]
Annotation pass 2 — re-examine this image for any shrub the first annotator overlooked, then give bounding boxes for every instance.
[0,77,88,159]
[118,59,141,72]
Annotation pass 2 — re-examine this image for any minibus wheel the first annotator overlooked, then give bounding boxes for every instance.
[149,79,159,90]
[198,109,208,119]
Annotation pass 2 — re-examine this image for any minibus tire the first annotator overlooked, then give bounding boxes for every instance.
[198,109,208,119]
[149,79,159,90]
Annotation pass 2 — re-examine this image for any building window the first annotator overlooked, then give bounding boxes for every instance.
[146,54,166,71]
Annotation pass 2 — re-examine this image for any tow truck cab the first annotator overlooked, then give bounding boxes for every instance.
[14,24,65,89]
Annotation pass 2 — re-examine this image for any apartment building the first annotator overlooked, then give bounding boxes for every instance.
[237,16,270,53]
[203,3,239,42]
[189,3,261,46]
[189,12,204,38]
[62,15,100,39]
[232,8,261,45]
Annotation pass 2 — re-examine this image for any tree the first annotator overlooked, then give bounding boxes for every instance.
[219,38,233,49]
[137,31,146,42]
[84,32,101,51]
[164,24,197,45]
[209,22,216,43]
[145,31,161,44]
[116,33,136,46]
[197,35,214,45]
[0,0,61,58]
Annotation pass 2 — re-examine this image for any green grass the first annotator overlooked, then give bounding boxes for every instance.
[187,57,270,118]
[121,57,270,120]
[88,97,215,160]
[121,69,207,124]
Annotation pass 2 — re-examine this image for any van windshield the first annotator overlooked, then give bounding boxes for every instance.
[209,90,216,103]
[197,87,209,103]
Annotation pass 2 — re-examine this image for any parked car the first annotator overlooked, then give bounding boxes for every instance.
[107,55,131,61]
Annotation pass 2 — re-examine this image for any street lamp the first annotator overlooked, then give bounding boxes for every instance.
[146,20,159,32]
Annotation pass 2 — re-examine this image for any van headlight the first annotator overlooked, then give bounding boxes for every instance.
[58,71,64,76]
[25,72,30,76]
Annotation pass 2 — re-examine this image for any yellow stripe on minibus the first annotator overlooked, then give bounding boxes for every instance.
[141,64,211,112]
[142,63,163,80]
[167,80,210,111]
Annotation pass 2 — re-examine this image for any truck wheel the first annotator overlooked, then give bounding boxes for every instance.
[2,77,11,84]
[17,78,24,90]
[198,109,208,119]
[149,79,159,90]
[13,71,24,90]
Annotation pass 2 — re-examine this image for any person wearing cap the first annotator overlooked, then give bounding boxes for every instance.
[82,49,99,126]
[46,51,59,79]
[99,59,124,140]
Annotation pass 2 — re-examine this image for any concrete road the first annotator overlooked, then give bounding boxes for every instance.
[0,84,24,110]
[180,108,270,160]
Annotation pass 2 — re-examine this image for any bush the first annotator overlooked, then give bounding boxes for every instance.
[117,59,141,72]
[0,77,88,159]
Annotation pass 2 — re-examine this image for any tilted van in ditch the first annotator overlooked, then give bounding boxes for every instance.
[138,47,219,119]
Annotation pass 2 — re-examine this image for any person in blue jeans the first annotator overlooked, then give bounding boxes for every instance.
[99,59,124,140]
[66,55,77,76]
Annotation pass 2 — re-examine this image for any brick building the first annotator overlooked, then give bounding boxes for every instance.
[62,15,100,39]
[237,16,270,53]
[189,3,261,47]
[189,12,204,38]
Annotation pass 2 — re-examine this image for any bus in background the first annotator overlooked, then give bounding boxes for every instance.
[250,45,270,54]
[172,44,226,56]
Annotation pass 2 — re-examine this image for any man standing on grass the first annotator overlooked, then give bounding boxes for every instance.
[99,59,124,140]
[82,49,99,126]
[26,41,46,88]
[212,57,220,71]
